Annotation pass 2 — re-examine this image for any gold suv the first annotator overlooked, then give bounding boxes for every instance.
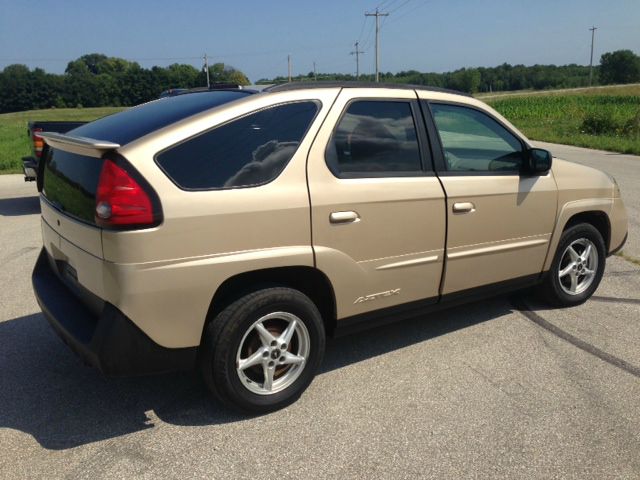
[33,83,628,412]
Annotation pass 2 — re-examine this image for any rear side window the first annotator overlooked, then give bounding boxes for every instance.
[430,103,523,172]
[325,100,423,177]
[156,101,319,189]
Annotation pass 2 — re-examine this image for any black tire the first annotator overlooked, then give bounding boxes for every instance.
[539,223,606,307]
[200,287,325,413]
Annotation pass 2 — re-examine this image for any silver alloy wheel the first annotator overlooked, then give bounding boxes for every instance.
[236,312,310,396]
[558,238,598,296]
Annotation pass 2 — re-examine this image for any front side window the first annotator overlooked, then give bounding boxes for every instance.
[326,100,423,177]
[430,103,523,172]
[156,101,319,189]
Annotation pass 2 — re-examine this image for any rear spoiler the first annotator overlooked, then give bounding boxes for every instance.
[39,132,120,156]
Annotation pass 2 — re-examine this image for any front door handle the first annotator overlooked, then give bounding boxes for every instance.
[452,202,476,213]
[330,211,360,224]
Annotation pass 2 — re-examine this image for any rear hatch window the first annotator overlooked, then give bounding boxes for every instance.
[42,148,103,225]
[68,90,253,145]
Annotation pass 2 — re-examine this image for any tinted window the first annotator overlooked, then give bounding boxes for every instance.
[43,149,103,224]
[69,90,252,145]
[326,101,422,177]
[431,104,523,172]
[156,101,319,189]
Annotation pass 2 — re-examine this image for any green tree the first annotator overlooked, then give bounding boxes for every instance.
[0,64,33,112]
[207,63,250,85]
[448,68,481,93]
[599,50,640,84]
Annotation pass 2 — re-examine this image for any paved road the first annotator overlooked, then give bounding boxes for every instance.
[1,144,639,479]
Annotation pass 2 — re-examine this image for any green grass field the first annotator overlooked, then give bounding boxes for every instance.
[484,85,640,155]
[0,107,124,173]
[0,85,638,174]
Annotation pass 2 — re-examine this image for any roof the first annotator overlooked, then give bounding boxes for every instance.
[264,81,471,97]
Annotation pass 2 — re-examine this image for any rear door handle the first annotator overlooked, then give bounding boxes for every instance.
[330,211,360,224]
[452,202,475,213]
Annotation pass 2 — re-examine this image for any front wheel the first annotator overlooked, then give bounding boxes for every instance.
[200,287,325,413]
[540,223,606,307]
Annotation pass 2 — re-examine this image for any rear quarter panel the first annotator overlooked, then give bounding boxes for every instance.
[98,89,340,348]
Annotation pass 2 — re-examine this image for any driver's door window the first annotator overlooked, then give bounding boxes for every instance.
[430,103,523,172]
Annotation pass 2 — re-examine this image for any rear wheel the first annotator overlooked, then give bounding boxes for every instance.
[200,287,325,413]
[540,223,606,307]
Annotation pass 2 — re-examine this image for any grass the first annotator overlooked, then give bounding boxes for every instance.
[1,84,638,174]
[0,107,125,173]
[484,85,640,155]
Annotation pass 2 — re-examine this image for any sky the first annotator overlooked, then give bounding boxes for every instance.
[0,0,638,82]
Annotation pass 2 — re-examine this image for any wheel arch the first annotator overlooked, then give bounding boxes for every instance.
[543,201,612,271]
[563,211,611,250]
[204,266,338,342]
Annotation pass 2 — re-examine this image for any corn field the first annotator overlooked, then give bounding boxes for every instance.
[487,87,640,154]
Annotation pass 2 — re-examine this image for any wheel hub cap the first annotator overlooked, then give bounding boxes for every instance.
[235,312,310,396]
[558,238,598,296]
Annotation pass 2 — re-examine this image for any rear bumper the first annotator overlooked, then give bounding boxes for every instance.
[32,248,197,376]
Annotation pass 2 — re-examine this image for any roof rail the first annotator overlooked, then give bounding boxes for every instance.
[264,81,470,97]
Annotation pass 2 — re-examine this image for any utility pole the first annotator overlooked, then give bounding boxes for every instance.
[589,26,597,87]
[365,8,389,82]
[203,53,210,88]
[288,54,292,82]
[313,61,317,81]
[350,41,365,80]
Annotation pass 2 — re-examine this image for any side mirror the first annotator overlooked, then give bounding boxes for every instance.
[525,148,552,174]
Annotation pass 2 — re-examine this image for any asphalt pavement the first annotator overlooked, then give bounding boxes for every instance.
[0,144,639,479]
[536,141,640,260]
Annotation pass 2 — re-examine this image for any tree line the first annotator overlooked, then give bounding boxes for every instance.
[0,53,250,113]
[1,50,638,114]
[259,50,640,94]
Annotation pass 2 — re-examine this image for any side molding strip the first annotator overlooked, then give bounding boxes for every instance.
[448,238,548,260]
[376,255,439,271]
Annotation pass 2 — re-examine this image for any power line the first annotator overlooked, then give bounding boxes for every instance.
[387,0,413,15]
[355,16,368,44]
[376,0,401,11]
[365,8,390,82]
[361,18,376,52]
[382,0,430,29]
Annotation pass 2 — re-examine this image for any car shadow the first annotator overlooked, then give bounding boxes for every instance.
[0,196,40,216]
[0,299,512,450]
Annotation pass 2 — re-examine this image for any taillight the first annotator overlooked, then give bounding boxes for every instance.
[32,127,44,158]
[95,158,158,228]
